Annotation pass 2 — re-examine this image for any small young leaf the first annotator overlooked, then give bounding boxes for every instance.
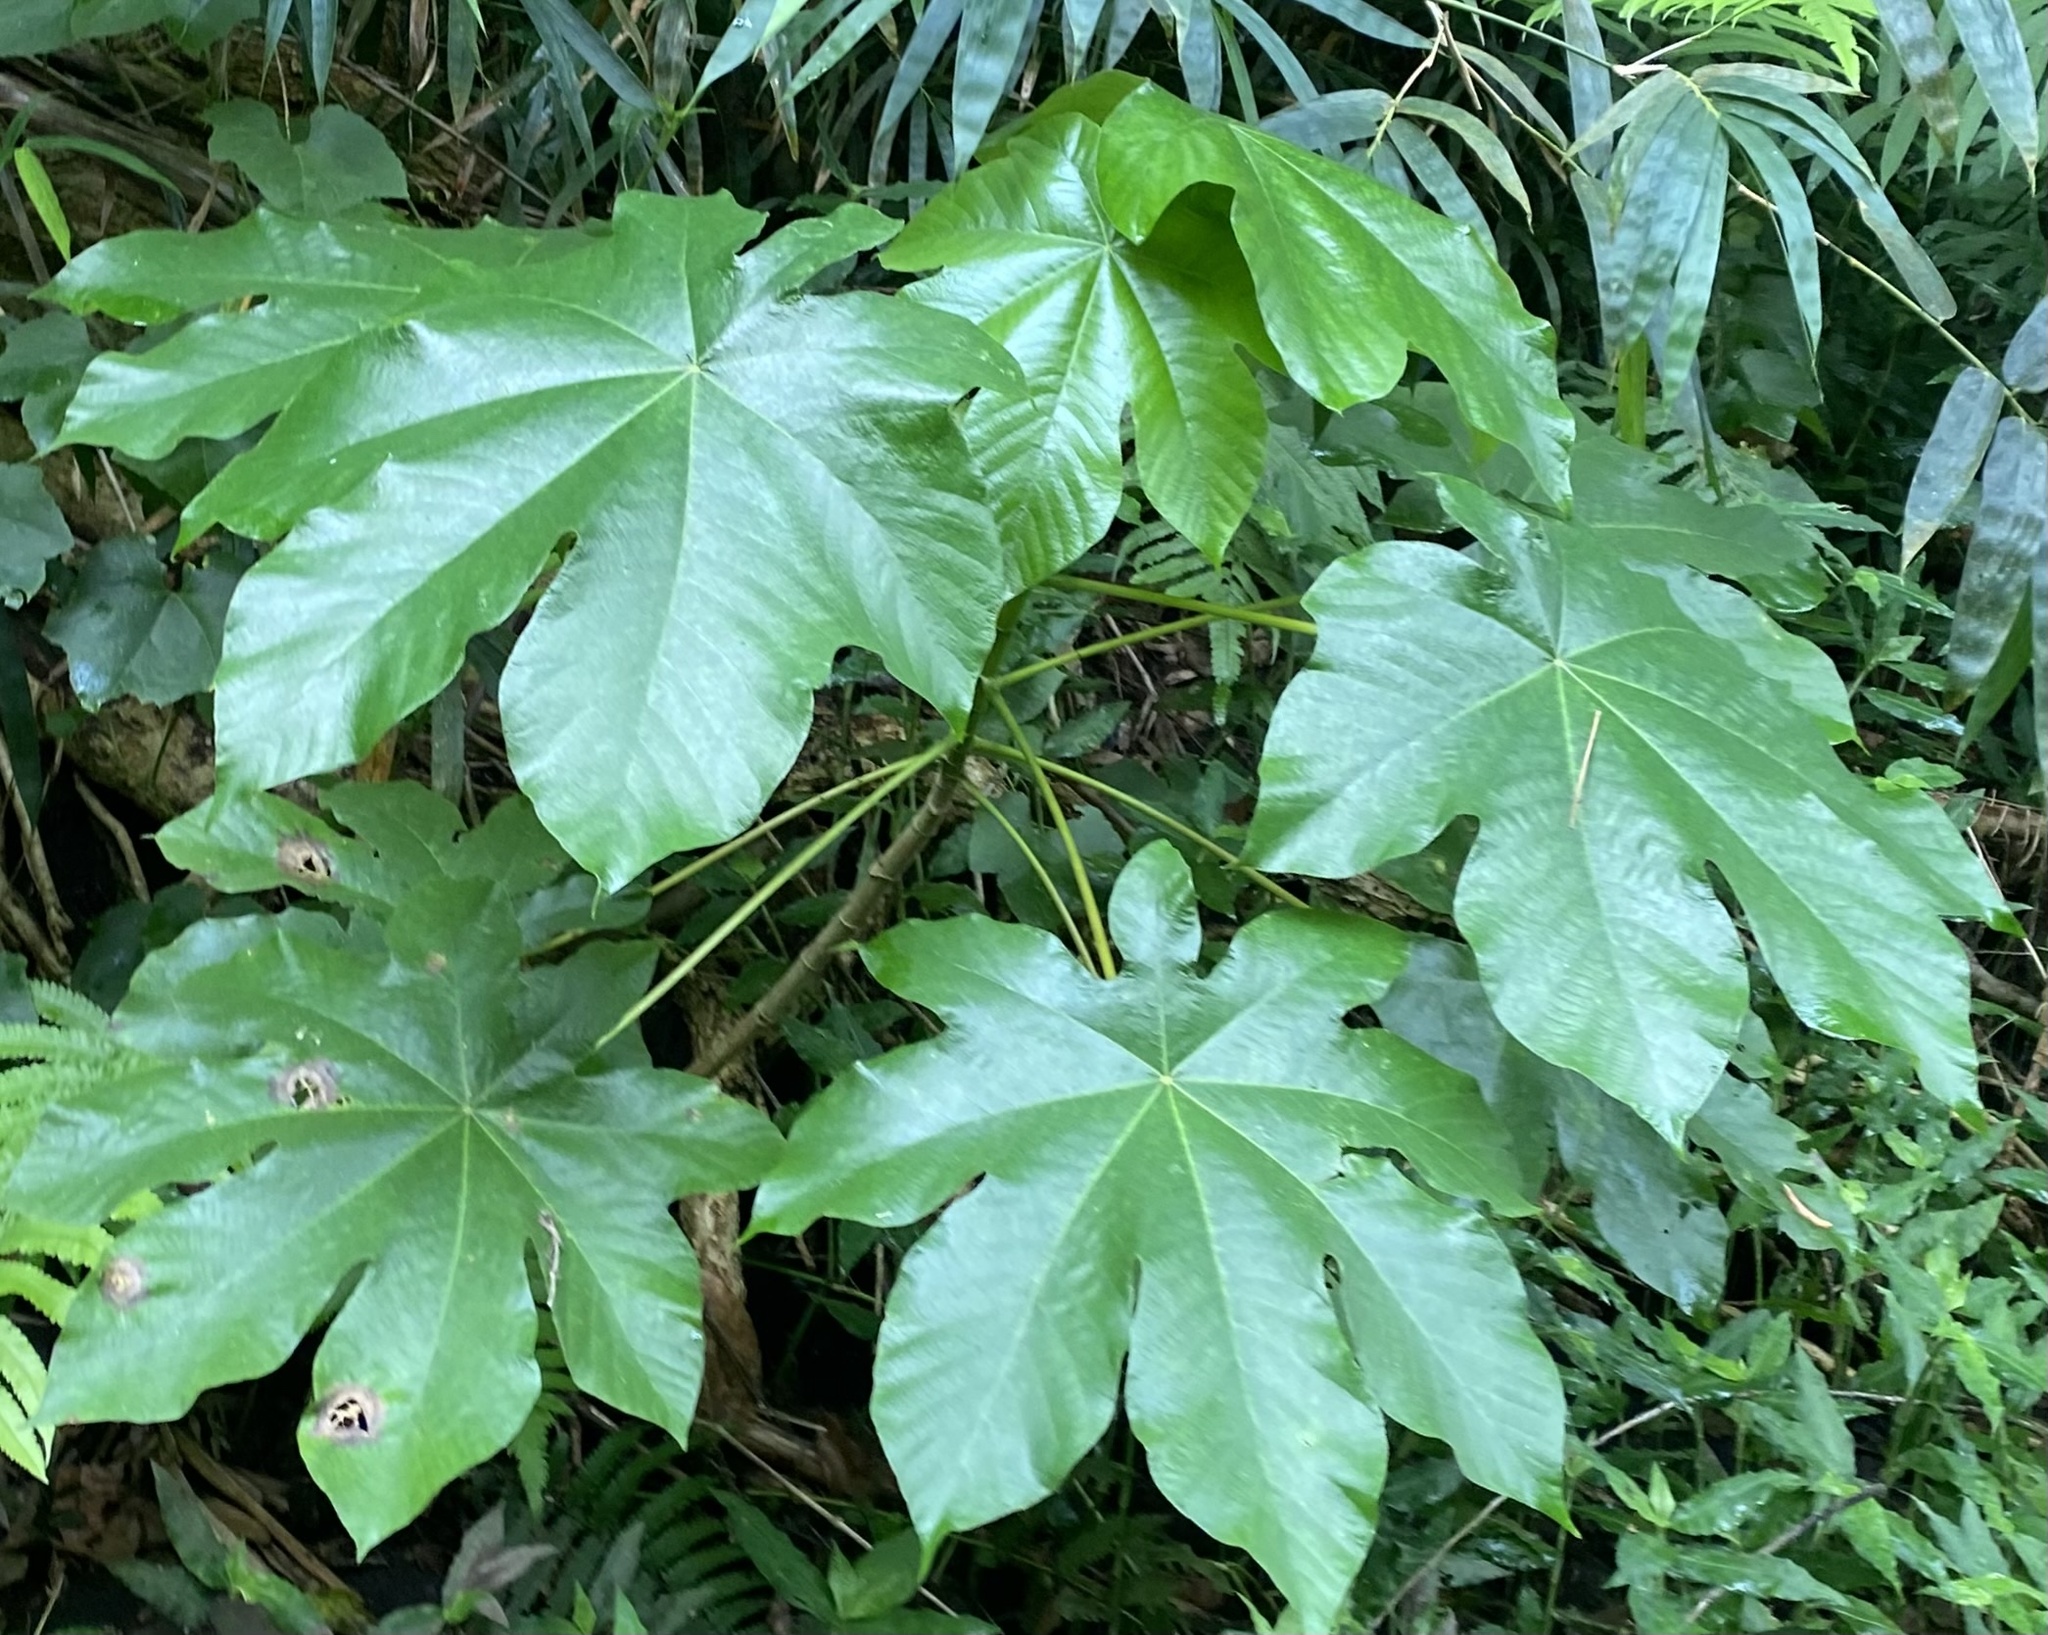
[11,146,69,260]
[0,461,69,605]
[46,538,246,708]
[1096,82,1575,504]
[204,100,408,217]
[886,116,1269,577]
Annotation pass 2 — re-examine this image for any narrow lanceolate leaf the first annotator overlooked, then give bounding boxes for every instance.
[1950,418,2046,694]
[951,0,1042,170]
[1902,368,2004,564]
[885,116,1271,578]
[1249,484,2004,1139]
[51,195,1016,887]
[5,879,781,1553]
[1868,0,1959,152]
[755,843,1560,1632]
[2003,297,2047,392]
[1946,0,2042,165]
[1094,82,1575,504]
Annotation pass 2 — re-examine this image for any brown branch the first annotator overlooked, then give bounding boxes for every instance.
[0,734,70,942]
[687,765,966,1085]
[0,873,67,978]
[1970,797,2044,864]
[676,762,965,1450]
[1970,952,2042,1017]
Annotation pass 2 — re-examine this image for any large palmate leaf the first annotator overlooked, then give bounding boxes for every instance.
[52,210,568,458]
[1095,82,1576,506]
[1377,938,1853,1311]
[1249,482,2005,1139]
[4,872,781,1551]
[51,194,1015,887]
[884,114,1272,579]
[755,842,1562,1630]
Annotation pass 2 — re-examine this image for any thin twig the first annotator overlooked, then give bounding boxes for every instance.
[1681,1482,1887,1627]
[1568,708,1603,828]
[0,733,69,942]
[990,693,1116,978]
[0,876,66,978]
[0,162,52,285]
[174,1433,350,1595]
[592,740,951,1052]
[1968,951,2042,1017]
[714,1425,965,1618]
[74,777,149,901]
[1043,575,1317,635]
[688,758,964,1084]
[1366,1400,1690,1633]
[968,782,1094,962]
[970,739,1308,908]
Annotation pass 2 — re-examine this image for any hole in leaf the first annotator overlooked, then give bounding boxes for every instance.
[101,1255,147,1309]
[270,1059,340,1110]
[311,1384,384,1444]
[276,835,336,883]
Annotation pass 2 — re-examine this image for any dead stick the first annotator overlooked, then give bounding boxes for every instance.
[74,777,150,902]
[0,736,68,943]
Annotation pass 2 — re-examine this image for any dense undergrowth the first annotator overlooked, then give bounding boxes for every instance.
[0,0,2040,1631]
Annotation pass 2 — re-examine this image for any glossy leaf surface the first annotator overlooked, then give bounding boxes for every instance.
[51,195,1014,886]
[756,843,1560,1631]
[1250,485,2003,1137]
[1094,82,1575,504]
[6,874,781,1551]
[885,115,1271,577]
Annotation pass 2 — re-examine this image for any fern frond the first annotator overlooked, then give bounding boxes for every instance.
[28,979,115,1034]
[0,983,154,1179]
[0,1213,110,1265]
[0,1258,73,1323]
[0,1020,121,1064]
[0,1313,49,1479]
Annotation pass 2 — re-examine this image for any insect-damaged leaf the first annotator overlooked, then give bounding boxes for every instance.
[49,194,1015,888]
[1249,483,2005,1140]
[4,873,781,1552]
[755,842,1562,1632]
